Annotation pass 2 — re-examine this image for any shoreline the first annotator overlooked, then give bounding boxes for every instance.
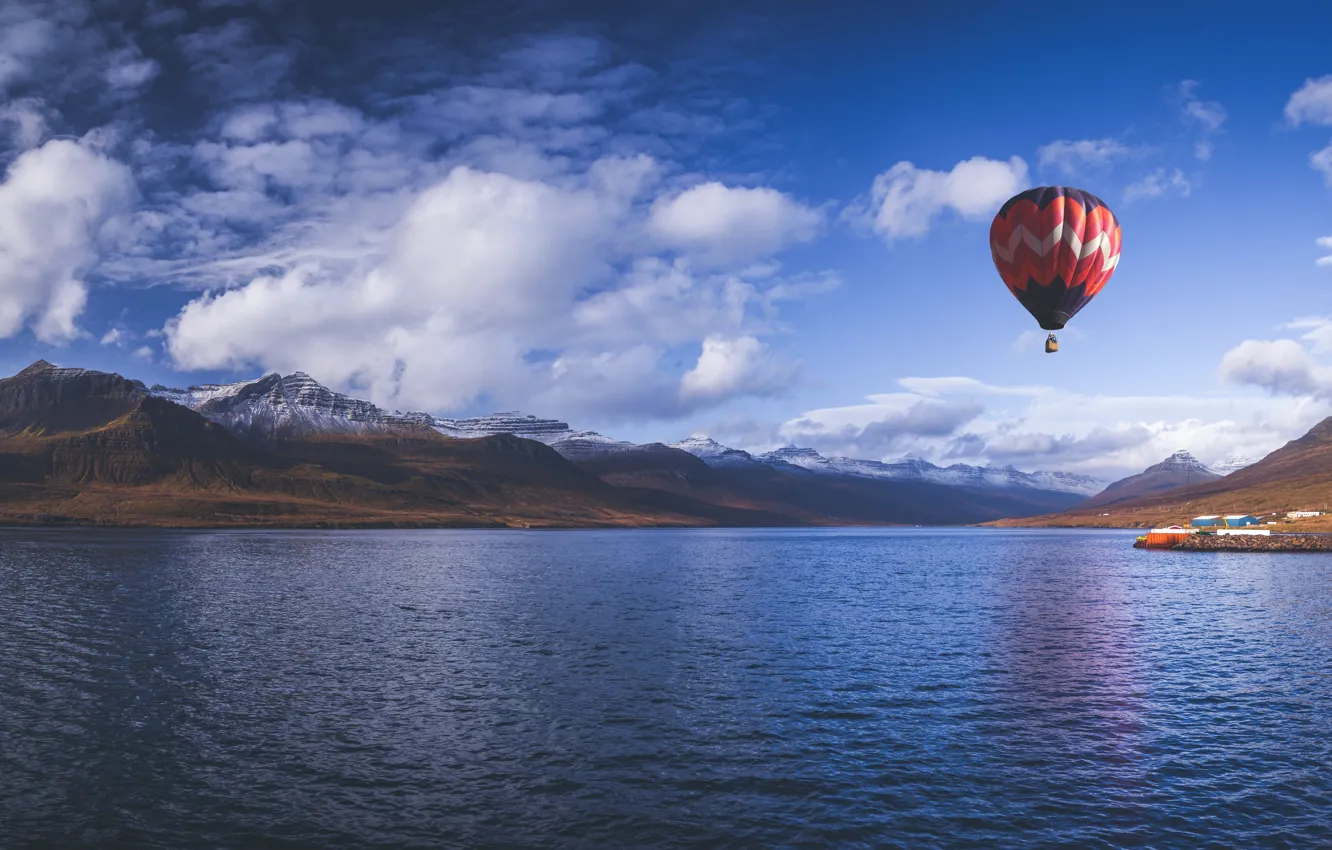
[1135,533,1332,552]
[0,517,911,531]
[0,519,1091,532]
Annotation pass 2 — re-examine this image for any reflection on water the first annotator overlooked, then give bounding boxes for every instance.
[2,527,1331,848]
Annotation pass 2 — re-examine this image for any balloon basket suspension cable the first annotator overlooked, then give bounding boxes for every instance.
[1044,333,1058,354]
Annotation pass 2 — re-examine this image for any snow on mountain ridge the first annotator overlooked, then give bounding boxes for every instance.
[546,430,638,460]
[668,435,763,467]
[425,411,573,442]
[1157,450,1213,473]
[154,372,1100,494]
[153,375,634,450]
[153,373,408,436]
[740,444,1104,495]
[1207,454,1260,476]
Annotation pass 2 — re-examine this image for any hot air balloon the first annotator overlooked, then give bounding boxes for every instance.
[989,186,1121,353]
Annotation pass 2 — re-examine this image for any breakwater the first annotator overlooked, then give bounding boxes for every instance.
[1175,533,1332,552]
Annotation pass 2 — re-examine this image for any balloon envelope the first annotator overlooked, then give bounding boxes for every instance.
[989,186,1121,330]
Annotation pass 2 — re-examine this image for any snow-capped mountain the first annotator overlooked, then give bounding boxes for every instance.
[153,373,417,436]
[734,443,1104,495]
[667,435,764,467]
[545,430,638,460]
[423,412,574,442]
[154,370,1102,496]
[152,375,631,448]
[1078,449,1220,510]
[1208,454,1261,476]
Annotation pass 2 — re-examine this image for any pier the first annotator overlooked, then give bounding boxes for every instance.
[1135,531,1332,552]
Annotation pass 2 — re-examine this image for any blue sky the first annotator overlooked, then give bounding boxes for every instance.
[4,0,1332,479]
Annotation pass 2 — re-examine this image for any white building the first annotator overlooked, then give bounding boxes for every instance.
[1287,511,1323,519]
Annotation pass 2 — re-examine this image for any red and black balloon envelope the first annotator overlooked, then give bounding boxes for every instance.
[989,186,1121,331]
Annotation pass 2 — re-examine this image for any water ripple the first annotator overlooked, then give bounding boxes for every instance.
[1,527,1331,848]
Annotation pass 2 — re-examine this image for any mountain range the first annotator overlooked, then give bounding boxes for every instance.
[0,360,1112,528]
[1076,450,1222,510]
[149,370,1107,495]
[991,424,1332,528]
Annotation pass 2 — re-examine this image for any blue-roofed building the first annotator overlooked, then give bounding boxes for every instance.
[1192,515,1259,527]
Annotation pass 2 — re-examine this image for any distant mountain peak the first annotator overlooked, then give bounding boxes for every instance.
[674,434,724,448]
[1078,449,1222,510]
[152,370,585,444]
[11,359,102,383]
[765,445,824,459]
[1155,450,1212,473]
[17,359,57,376]
[1208,454,1260,476]
[668,434,760,467]
[144,365,1103,498]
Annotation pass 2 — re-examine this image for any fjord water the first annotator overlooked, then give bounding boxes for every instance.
[3,529,1331,848]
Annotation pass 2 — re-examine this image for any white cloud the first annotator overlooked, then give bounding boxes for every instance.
[859,155,1028,240]
[1285,75,1332,126]
[1206,327,1332,456]
[165,166,615,408]
[897,377,1047,398]
[1178,80,1226,161]
[776,394,985,460]
[0,1,159,108]
[219,105,278,143]
[106,26,770,294]
[0,19,825,423]
[649,182,822,265]
[1284,316,1332,353]
[529,346,678,421]
[1123,168,1190,202]
[680,335,789,402]
[0,96,49,149]
[1311,143,1332,185]
[1219,338,1332,398]
[103,46,159,92]
[572,258,754,348]
[218,100,365,144]
[424,86,603,137]
[762,270,840,303]
[1315,236,1332,266]
[1037,138,1140,174]
[164,161,818,419]
[132,25,833,422]
[0,139,135,342]
[176,19,297,101]
[748,360,1327,480]
[0,5,60,94]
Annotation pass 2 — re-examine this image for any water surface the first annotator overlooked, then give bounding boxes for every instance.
[2,527,1331,847]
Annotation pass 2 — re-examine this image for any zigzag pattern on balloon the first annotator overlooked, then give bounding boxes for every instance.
[989,197,1120,295]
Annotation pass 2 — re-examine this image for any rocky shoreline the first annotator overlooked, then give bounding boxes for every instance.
[1174,534,1332,552]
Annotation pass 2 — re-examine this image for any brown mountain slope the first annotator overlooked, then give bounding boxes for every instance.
[0,362,816,528]
[1076,450,1220,510]
[0,359,1086,528]
[253,432,796,527]
[0,371,262,493]
[574,443,1087,526]
[989,417,1332,528]
[0,360,147,434]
